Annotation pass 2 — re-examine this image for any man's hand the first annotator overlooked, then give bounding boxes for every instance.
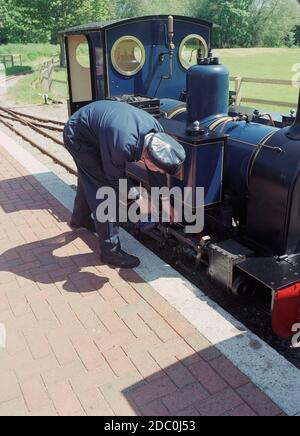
[161,199,179,225]
[128,186,141,201]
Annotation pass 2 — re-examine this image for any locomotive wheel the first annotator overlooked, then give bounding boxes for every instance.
[232,275,255,297]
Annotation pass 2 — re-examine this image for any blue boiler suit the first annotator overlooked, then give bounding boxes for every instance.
[63,101,164,253]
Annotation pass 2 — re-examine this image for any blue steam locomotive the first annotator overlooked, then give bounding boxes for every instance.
[63,15,300,338]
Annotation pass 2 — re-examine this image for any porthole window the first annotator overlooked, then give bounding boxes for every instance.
[76,40,91,69]
[111,36,146,76]
[179,34,208,70]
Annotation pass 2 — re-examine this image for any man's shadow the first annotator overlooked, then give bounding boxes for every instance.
[0,174,110,293]
[0,231,109,293]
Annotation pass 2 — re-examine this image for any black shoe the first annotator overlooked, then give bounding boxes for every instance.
[70,219,96,234]
[101,248,140,269]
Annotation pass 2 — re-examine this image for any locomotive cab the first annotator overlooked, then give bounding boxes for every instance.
[63,16,213,114]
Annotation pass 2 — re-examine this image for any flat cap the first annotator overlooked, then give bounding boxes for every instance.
[147,133,186,175]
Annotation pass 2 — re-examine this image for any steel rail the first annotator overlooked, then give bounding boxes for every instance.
[0,106,64,146]
[0,112,64,132]
[0,114,76,176]
[8,108,66,126]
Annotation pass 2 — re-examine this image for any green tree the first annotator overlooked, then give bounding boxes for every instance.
[110,0,189,19]
[190,0,300,47]
[0,0,110,44]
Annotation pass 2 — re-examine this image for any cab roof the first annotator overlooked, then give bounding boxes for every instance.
[62,15,216,35]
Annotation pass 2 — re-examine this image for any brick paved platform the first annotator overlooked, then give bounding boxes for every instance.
[0,137,285,416]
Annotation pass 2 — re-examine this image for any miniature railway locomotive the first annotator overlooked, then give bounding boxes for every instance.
[63,15,300,338]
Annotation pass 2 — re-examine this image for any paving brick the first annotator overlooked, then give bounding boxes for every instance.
[0,348,32,375]
[128,375,178,408]
[195,387,243,416]
[77,388,114,416]
[29,404,58,417]
[122,333,162,356]
[5,312,37,332]
[150,294,177,317]
[185,333,221,362]
[165,312,197,337]
[70,334,107,370]
[6,330,27,356]
[210,356,249,388]
[175,406,200,416]
[91,303,126,333]
[47,295,79,326]
[189,361,228,395]
[69,299,105,330]
[130,282,159,303]
[23,329,51,360]
[29,299,58,324]
[101,389,139,416]
[228,403,257,416]
[47,381,85,416]
[116,301,151,320]
[112,281,141,304]
[122,314,153,339]
[163,361,196,389]
[20,377,52,412]
[162,382,208,414]
[93,329,136,352]
[41,360,86,387]
[100,374,143,416]
[103,346,137,377]
[70,367,116,394]
[0,370,21,403]
[9,295,32,318]
[15,354,59,383]
[143,316,177,342]
[150,338,201,367]
[128,350,162,380]
[46,330,78,366]
[140,399,170,417]
[0,397,28,416]
[237,383,282,416]
[98,282,124,301]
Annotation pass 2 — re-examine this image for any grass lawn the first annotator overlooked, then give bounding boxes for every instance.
[0,43,60,67]
[1,44,299,112]
[0,44,67,104]
[215,48,300,113]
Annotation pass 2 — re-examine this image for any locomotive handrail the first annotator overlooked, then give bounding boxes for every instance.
[230,75,298,109]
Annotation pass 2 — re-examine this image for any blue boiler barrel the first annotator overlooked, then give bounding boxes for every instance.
[213,121,278,196]
[187,61,229,123]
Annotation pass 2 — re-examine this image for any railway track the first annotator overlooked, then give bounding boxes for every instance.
[0,105,299,368]
[0,106,76,175]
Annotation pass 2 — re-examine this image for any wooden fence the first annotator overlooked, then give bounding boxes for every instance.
[35,60,298,109]
[0,54,22,69]
[37,57,67,93]
[231,76,298,109]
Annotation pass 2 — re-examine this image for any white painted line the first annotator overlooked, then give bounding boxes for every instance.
[1,130,300,416]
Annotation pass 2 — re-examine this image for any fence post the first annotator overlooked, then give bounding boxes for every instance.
[234,77,243,106]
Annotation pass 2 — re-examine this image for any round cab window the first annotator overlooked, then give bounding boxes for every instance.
[111,36,145,76]
[179,35,208,70]
[76,42,90,68]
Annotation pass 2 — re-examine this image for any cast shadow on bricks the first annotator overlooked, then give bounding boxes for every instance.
[0,174,111,294]
[119,351,282,417]
[0,174,192,294]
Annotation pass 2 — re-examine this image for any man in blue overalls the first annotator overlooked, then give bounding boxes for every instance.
[64,100,185,269]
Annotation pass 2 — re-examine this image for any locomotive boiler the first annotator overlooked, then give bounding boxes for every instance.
[63,15,300,338]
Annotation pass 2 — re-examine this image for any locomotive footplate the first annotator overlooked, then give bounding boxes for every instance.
[236,254,300,291]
